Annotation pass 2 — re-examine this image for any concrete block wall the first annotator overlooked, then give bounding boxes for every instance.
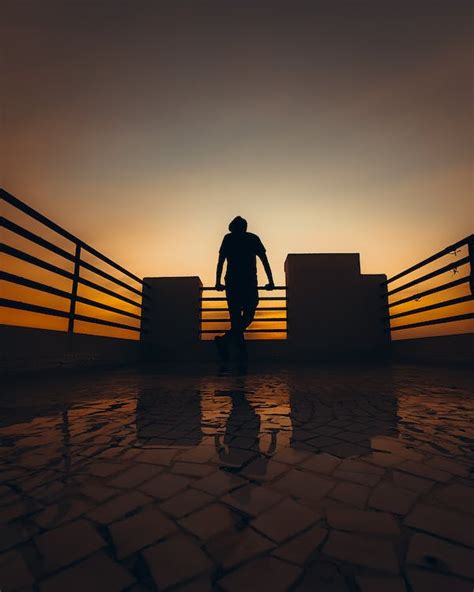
[284,254,389,358]
[143,276,203,360]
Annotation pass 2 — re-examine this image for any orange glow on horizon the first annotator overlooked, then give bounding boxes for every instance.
[1,210,472,343]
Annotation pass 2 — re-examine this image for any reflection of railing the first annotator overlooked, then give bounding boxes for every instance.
[200,286,287,339]
[0,189,150,336]
[381,235,474,333]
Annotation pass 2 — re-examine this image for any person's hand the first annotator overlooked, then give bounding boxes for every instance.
[215,282,225,291]
[264,282,275,291]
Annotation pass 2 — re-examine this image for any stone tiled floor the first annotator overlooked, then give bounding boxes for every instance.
[0,363,473,591]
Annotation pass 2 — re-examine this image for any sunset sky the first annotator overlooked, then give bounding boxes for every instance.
[1,1,473,338]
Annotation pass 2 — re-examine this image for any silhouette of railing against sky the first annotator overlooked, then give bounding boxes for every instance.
[0,189,150,339]
[199,285,288,340]
[1,189,472,343]
[381,234,473,335]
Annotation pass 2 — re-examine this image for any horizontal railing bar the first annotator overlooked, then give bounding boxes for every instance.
[0,297,71,320]
[384,295,473,321]
[1,217,76,262]
[201,318,286,323]
[79,258,145,298]
[386,257,469,297]
[0,271,149,321]
[0,190,78,245]
[200,306,287,312]
[383,234,473,286]
[80,246,146,292]
[200,286,287,291]
[0,298,142,331]
[76,295,146,321]
[2,217,148,300]
[200,328,287,333]
[384,276,470,309]
[78,276,144,309]
[388,312,474,331]
[1,243,75,280]
[0,243,145,310]
[71,312,141,331]
[7,275,149,323]
[1,188,146,287]
[202,296,287,301]
[0,271,72,300]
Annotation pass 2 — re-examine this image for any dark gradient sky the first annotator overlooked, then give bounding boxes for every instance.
[2,1,472,287]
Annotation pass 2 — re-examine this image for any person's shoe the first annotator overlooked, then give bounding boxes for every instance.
[214,335,230,362]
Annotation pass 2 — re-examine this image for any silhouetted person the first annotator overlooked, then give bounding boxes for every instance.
[215,216,274,361]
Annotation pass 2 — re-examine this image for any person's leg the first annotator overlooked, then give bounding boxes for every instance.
[238,285,259,360]
[241,284,259,331]
[225,287,243,341]
[215,289,238,362]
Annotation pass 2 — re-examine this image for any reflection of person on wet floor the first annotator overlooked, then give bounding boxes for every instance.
[215,216,274,361]
[214,389,278,473]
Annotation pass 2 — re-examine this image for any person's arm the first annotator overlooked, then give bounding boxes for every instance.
[215,252,226,291]
[259,251,275,290]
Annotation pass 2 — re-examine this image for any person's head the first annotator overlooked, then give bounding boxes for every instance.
[229,216,247,234]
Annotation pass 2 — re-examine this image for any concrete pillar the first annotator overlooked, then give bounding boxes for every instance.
[285,254,389,358]
[143,276,202,360]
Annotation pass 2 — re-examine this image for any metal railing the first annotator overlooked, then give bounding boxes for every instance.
[381,234,474,333]
[0,189,150,336]
[200,285,287,338]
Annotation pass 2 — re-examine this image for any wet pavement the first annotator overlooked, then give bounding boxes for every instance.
[0,363,473,592]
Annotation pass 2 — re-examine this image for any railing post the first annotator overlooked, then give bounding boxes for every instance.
[468,236,474,297]
[380,281,391,336]
[139,284,149,340]
[68,243,81,333]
